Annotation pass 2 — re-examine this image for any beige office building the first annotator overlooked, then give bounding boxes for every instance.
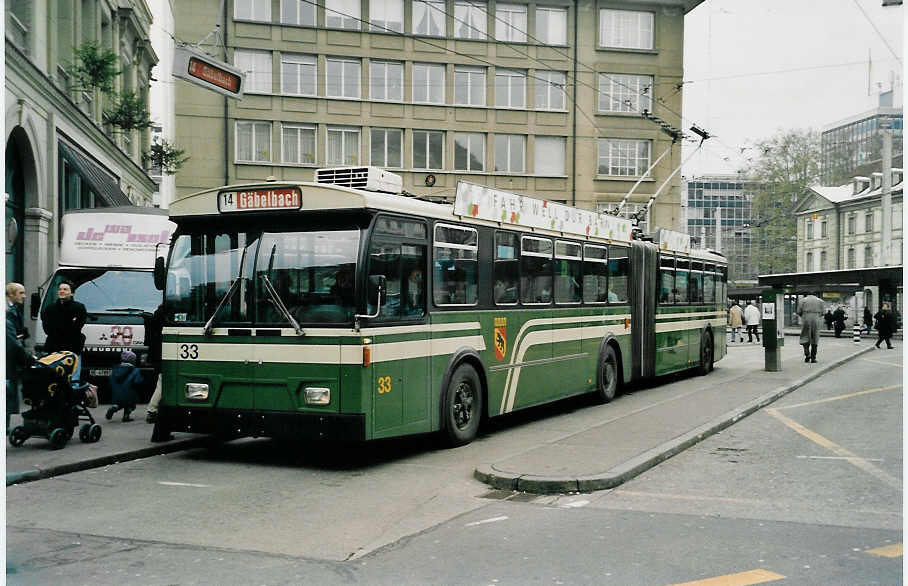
[172,1,701,231]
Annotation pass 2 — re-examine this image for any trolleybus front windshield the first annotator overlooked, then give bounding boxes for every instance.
[164,227,361,326]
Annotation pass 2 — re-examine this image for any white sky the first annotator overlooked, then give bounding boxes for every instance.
[681,0,904,179]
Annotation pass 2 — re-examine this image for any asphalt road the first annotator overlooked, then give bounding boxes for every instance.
[6,344,902,585]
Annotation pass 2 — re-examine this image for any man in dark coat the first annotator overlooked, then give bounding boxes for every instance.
[874,303,897,350]
[831,306,847,338]
[6,283,32,429]
[797,293,824,363]
[41,280,87,380]
[863,307,874,334]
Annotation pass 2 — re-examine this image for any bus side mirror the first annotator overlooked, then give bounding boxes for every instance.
[356,275,386,322]
[30,292,41,319]
[154,256,166,291]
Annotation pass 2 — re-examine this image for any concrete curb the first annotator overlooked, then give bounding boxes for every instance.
[6,436,213,486]
[474,344,876,494]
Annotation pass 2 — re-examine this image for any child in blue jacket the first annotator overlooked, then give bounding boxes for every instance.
[107,350,143,422]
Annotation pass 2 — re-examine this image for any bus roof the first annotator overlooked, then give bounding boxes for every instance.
[171,180,726,264]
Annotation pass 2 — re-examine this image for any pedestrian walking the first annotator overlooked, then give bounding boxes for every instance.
[873,303,897,350]
[107,350,143,422]
[797,293,824,363]
[144,305,163,424]
[824,309,834,331]
[832,306,846,338]
[744,300,761,343]
[863,306,874,335]
[6,283,34,430]
[40,280,87,381]
[728,302,744,343]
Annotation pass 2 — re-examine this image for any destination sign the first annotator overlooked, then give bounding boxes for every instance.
[219,187,302,213]
[453,181,633,242]
[188,57,241,93]
[173,46,245,99]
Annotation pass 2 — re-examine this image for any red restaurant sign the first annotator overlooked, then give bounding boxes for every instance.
[219,187,302,213]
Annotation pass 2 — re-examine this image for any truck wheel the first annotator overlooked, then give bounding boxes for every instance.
[442,364,483,447]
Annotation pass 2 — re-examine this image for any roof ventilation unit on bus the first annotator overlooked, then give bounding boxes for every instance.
[315,166,403,194]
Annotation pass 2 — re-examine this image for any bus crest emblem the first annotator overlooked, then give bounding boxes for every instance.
[493,317,507,361]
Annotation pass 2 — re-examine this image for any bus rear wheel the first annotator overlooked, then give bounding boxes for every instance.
[697,331,714,376]
[595,345,619,403]
[442,364,483,447]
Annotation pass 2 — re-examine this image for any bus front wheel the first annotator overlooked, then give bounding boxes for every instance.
[595,345,619,403]
[442,364,483,447]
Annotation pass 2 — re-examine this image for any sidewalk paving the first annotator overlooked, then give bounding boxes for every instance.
[5,404,210,486]
[474,336,881,494]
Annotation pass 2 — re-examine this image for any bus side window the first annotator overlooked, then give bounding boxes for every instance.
[582,244,608,303]
[433,224,479,307]
[607,245,629,303]
[659,254,675,304]
[494,232,519,305]
[521,236,553,305]
[554,241,582,304]
[703,264,716,304]
[675,258,689,303]
[689,261,703,303]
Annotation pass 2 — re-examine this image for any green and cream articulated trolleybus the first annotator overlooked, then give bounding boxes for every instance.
[153,167,727,446]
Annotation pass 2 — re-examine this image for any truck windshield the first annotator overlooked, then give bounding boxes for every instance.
[165,227,360,325]
[43,270,161,314]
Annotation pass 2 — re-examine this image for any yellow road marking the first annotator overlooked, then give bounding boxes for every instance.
[865,543,903,558]
[671,568,785,586]
[765,408,902,490]
[776,384,902,410]
[861,357,903,367]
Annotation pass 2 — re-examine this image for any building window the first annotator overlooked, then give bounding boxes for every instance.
[496,3,527,42]
[820,250,827,270]
[370,0,403,33]
[281,0,315,26]
[495,69,526,109]
[494,134,525,173]
[865,211,874,233]
[281,123,316,164]
[598,73,652,113]
[413,63,445,104]
[806,252,813,271]
[455,1,487,39]
[235,0,271,22]
[327,127,360,165]
[236,121,272,163]
[806,219,814,240]
[281,53,316,96]
[864,245,873,267]
[536,6,567,45]
[413,130,444,170]
[325,0,360,30]
[234,49,272,93]
[326,57,361,99]
[597,138,651,177]
[534,136,565,176]
[454,132,485,171]
[535,70,565,110]
[413,0,445,36]
[847,247,856,269]
[454,66,486,106]
[370,60,403,101]
[847,213,856,235]
[599,9,653,50]
[370,128,402,168]
[821,219,827,238]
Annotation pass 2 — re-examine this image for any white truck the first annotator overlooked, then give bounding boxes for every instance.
[32,207,175,399]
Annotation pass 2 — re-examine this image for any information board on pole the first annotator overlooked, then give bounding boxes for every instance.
[173,46,245,99]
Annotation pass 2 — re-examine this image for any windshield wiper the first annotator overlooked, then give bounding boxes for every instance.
[106,307,148,313]
[260,275,304,336]
[203,277,243,336]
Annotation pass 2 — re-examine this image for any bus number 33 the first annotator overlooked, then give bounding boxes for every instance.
[179,344,199,359]
[377,376,392,394]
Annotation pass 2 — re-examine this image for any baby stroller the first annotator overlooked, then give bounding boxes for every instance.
[9,351,102,449]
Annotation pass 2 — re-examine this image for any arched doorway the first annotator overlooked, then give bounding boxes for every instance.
[5,133,26,284]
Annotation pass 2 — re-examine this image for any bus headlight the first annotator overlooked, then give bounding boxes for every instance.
[304,387,330,405]
[185,383,209,401]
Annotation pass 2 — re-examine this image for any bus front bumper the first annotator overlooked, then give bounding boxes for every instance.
[157,406,366,442]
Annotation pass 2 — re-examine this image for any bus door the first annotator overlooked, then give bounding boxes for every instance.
[630,241,656,380]
[367,223,429,436]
